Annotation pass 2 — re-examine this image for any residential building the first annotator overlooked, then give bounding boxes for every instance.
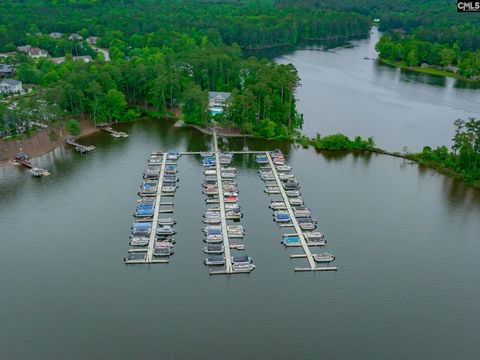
[87,36,99,45]
[68,33,84,41]
[208,91,231,115]
[29,48,49,58]
[0,79,23,94]
[49,32,64,39]
[17,45,32,54]
[51,55,93,65]
[0,64,15,77]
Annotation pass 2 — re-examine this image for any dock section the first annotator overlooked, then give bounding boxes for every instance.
[265,152,337,272]
[146,153,168,263]
[213,130,232,273]
[64,137,95,153]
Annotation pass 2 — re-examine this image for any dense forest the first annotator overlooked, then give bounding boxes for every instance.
[0,0,371,51]
[0,0,374,139]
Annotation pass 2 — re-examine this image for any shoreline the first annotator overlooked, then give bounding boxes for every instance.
[0,118,99,166]
[1,117,478,192]
[378,58,480,82]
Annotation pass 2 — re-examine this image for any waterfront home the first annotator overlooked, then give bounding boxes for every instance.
[208,91,231,115]
[51,55,93,65]
[0,79,22,94]
[68,33,84,41]
[87,36,98,45]
[49,32,64,38]
[17,45,32,54]
[0,64,15,77]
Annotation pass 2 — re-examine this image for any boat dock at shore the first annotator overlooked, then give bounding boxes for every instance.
[263,152,337,272]
[124,130,335,273]
[64,137,96,153]
[124,152,178,264]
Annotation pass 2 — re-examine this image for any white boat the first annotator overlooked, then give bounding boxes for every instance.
[221,172,236,179]
[204,169,217,176]
[129,237,149,246]
[224,191,238,197]
[269,201,286,210]
[279,173,294,181]
[276,165,291,172]
[232,263,255,272]
[293,206,311,217]
[204,255,225,265]
[304,232,326,246]
[289,198,304,206]
[203,245,224,254]
[313,252,335,263]
[265,186,280,194]
[162,186,177,193]
[285,190,301,197]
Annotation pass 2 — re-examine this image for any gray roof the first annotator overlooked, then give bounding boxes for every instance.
[0,64,14,73]
[1,79,21,86]
[209,91,231,100]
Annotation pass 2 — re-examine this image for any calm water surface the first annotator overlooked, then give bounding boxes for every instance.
[272,28,480,151]
[1,119,480,359]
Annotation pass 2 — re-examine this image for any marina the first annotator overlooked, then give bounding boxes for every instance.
[121,130,334,272]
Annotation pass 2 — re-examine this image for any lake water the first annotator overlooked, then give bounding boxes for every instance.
[1,119,480,359]
[272,28,480,152]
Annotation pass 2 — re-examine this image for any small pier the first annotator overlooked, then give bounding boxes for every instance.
[14,152,50,177]
[64,137,95,153]
[99,125,128,138]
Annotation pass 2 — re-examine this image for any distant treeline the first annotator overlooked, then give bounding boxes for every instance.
[0,0,371,51]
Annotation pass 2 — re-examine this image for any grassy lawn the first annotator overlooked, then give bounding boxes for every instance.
[378,58,479,82]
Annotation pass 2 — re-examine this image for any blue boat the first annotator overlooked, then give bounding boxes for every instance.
[255,155,269,164]
[203,157,216,167]
[282,235,301,246]
[274,211,290,223]
[135,204,154,217]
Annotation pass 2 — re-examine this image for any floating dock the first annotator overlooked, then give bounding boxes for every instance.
[213,131,233,273]
[64,137,95,153]
[123,133,336,273]
[14,159,50,177]
[264,152,337,272]
[124,152,177,264]
[100,126,128,138]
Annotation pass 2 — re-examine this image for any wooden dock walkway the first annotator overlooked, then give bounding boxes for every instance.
[265,152,317,271]
[213,130,233,274]
[64,137,95,153]
[146,152,168,263]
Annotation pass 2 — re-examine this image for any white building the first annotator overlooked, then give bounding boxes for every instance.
[51,55,92,65]
[0,79,23,94]
[208,91,231,115]
[68,33,84,41]
[29,48,49,58]
[49,32,64,39]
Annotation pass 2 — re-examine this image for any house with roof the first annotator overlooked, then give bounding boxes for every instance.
[17,45,32,54]
[51,55,93,65]
[87,36,99,45]
[208,91,231,115]
[50,32,64,39]
[0,79,23,94]
[29,48,49,58]
[0,64,15,77]
[68,33,84,41]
